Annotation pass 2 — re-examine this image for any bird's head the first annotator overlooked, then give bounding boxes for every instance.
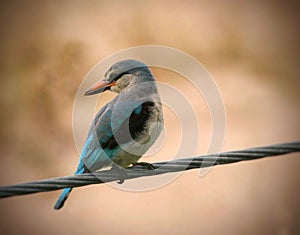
[84,59,154,96]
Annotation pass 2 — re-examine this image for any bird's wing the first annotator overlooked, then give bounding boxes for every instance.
[80,94,149,171]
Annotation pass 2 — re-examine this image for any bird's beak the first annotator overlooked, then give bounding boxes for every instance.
[84,80,116,96]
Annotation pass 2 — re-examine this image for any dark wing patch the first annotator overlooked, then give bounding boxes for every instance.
[129,101,154,139]
[100,101,155,150]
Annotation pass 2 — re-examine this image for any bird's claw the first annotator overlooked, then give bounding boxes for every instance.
[133,162,155,170]
[116,171,127,184]
[111,165,127,184]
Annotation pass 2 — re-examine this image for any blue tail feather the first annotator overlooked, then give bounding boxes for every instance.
[54,187,73,210]
[54,159,85,210]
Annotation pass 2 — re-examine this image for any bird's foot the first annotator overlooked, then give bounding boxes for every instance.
[111,164,127,184]
[132,162,155,170]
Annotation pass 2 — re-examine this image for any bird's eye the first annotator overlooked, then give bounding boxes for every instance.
[113,71,130,81]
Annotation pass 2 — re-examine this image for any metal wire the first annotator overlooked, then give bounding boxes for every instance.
[0,141,299,198]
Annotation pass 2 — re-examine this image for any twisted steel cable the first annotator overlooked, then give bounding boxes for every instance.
[0,141,299,198]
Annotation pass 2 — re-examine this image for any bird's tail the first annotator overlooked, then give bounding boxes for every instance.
[54,160,85,210]
[54,187,73,210]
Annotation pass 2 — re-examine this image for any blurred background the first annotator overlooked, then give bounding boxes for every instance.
[0,0,299,234]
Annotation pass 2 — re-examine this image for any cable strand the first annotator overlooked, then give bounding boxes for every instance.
[0,141,299,198]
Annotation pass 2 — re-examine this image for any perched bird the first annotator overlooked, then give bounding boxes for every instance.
[54,59,163,210]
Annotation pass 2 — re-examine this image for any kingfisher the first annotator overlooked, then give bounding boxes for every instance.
[54,59,163,210]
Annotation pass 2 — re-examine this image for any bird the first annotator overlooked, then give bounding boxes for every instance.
[54,59,163,210]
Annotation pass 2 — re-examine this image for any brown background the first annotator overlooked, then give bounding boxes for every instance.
[0,1,299,235]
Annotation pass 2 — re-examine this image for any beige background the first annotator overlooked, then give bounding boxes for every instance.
[0,1,299,234]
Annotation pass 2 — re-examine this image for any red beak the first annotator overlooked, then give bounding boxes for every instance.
[84,80,116,96]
